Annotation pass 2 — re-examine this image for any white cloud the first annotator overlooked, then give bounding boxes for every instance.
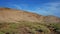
[13,4,22,9]
[7,3,29,10]
[36,2,60,16]
[43,2,60,11]
[6,2,60,17]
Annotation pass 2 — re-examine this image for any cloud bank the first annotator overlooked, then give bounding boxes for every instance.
[35,2,60,17]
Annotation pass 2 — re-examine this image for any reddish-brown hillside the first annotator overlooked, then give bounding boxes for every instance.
[0,8,60,23]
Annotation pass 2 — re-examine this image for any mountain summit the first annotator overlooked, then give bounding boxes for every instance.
[0,8,60,23]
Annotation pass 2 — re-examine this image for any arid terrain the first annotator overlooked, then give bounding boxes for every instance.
[0,8,60,34]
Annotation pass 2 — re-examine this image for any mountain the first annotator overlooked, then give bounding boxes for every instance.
[0,8,60,23]
[0,8,60,34]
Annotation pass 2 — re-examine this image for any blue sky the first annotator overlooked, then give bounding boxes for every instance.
[0,0,60,17]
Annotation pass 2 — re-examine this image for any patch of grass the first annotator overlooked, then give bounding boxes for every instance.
[49,23,60,32]
[0,22,20,34]
[0,32,4,34]
[17,21,51,34]
[0,21,60,34]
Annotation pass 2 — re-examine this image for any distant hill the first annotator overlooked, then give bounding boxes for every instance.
[0,8,60,23]
[0,8,60,34]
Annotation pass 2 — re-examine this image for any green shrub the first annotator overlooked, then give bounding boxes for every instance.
[48,23,60,32]
[0,32,4,34]
[19,22,51,34]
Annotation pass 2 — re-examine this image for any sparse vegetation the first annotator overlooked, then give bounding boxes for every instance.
[0,21,60,34]
[48,23,60,32]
